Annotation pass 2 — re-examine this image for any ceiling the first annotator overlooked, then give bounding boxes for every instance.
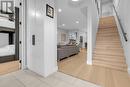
[56,0,114,31]
[56,0,88,32]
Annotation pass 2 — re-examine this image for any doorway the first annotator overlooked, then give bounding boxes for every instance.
[80,36,83,49]
[56,0,87,77]
[0,0,22,75]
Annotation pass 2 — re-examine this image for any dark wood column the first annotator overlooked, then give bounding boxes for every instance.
[15,7,19,60]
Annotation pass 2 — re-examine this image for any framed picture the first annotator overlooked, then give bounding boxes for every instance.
[46,4,54,18]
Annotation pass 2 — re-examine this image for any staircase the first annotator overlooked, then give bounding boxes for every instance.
[93,16,127,71]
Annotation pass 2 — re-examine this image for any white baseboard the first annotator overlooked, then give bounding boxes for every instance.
[43,66,58,77]
[22,65,28,70]
[87,60,92,65]
[54,66,58,72]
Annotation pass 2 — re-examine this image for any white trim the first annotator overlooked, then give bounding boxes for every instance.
[128,68,130,75]
[44,66,58,77]
[21,0,27,69]
[87,1,99,65]
[26,0,31,70]
[87,5,93,65]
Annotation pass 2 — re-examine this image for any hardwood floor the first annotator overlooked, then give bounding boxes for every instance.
[0,61,20,75]
[58,16,130,87]
[58,49,130,87]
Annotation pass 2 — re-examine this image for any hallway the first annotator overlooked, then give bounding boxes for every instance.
[58,49,130,87]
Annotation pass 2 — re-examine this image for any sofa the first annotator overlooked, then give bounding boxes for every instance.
[57,45,80,61]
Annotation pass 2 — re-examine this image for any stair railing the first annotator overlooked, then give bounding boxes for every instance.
[95,0,100,15]
[113,5,128,42]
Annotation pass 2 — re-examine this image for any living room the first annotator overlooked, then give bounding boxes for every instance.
[57,29,87,61]
[56,0,88,74]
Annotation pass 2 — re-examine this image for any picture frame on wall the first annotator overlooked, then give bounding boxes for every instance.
[46,4,54,18]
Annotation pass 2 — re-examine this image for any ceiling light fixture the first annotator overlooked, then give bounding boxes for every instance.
[62,24,65,26]
[72,0,79,2]
[58,9,62,12]
[76,21,79,24]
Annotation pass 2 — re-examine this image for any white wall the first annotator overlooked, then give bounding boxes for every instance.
[27,0,57,77]
[43,0,57,77]
[114,0,130,74]
[102,3,113,17]
[87,0,99,65]
[0,33,8,47]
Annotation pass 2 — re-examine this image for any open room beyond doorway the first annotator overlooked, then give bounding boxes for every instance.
[57,0,130,87]
[56,0,87,77]
[0,0,25,75]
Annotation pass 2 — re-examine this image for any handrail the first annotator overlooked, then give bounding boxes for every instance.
[113,5,128,42]
[95,0,100,15]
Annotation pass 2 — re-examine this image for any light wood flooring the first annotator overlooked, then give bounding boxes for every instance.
[58,49,130,87]
[0,61,20,75]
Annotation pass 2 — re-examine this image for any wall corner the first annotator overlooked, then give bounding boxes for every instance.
[43,65,58,77]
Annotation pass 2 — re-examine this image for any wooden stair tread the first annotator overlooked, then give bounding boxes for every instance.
[93,62,127,72]
[93,60,127,67]
[94,52,124,56]
[93,53,124,57]
[93,57,126,63]
[96,42,121,44]
[93,16,127,71]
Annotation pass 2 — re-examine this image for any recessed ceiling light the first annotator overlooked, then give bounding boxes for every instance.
[76,21,79,24]
[72,0,79,2]
[62,24,65,26]
[58,9,62,12]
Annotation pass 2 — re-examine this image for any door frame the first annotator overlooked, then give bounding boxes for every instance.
[19,0,27,69]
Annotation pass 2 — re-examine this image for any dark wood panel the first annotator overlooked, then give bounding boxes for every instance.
[15,7,19,60]
[0,55,15,63]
